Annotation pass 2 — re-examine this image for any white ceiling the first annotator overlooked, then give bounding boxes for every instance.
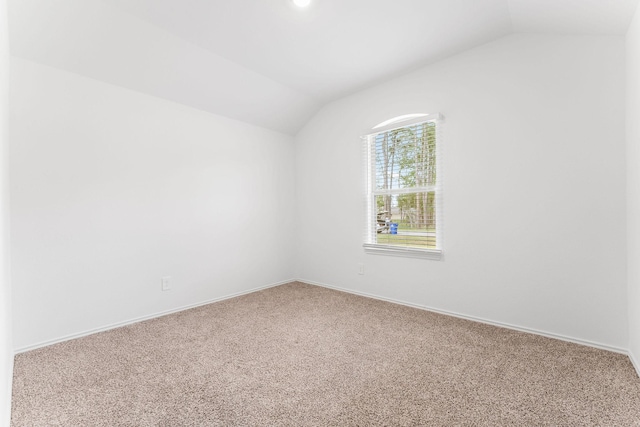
[9,0,640,134]
[103,0,514,101]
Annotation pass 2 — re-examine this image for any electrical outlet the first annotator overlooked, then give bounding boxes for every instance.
[358,263,364,275]
[161,276,171,291]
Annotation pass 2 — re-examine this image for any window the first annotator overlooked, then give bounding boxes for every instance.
[363,113,443,259]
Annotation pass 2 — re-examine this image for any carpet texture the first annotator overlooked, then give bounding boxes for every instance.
[11,282,640,426]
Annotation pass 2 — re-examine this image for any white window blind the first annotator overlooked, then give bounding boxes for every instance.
[363,114,443,259]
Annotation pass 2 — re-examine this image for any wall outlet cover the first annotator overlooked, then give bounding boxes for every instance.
[161,276,171,291]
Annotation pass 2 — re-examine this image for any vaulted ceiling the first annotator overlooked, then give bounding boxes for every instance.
[9,0,639,134]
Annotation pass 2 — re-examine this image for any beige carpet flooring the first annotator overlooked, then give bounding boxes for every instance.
[11,282,640,426]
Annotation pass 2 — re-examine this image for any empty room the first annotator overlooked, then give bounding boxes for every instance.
[2,0,640,425]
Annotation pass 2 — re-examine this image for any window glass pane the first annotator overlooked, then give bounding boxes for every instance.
[374,122,436,191]
[374,191,436,249]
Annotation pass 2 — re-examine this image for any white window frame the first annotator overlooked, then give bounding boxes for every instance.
[363,113,443,260]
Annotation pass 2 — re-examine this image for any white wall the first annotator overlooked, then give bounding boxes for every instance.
[627,2,640,373]
[0,0,12,423]
[295,34,628,350]
[10,58,296,351]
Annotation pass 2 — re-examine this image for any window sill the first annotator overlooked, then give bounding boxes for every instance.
[363,244,443,260]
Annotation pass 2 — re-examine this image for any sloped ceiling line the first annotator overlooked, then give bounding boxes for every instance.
[9,0,639,135]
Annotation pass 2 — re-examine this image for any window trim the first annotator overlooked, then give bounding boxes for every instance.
[363,113,444,260]
[365,113,442,136]
[363,243,443,260]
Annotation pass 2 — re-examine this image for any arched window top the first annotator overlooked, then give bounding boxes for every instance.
[372,114,430,130]
[368,113,443,136]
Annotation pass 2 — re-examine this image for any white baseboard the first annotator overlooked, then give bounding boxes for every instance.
[15,277,636,371]
[298,278,629,355]
[629,349,640,378]
[14,279,295,354]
